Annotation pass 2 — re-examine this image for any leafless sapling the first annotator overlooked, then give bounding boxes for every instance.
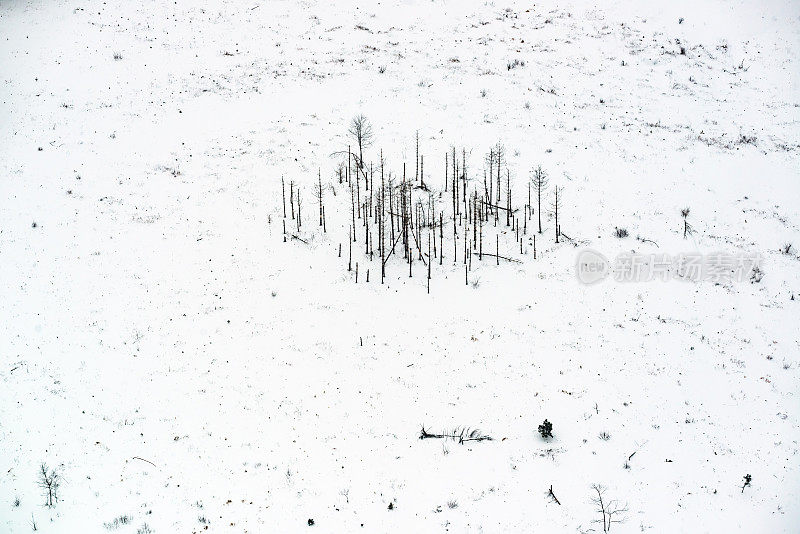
[551,185,562,243]
[349,114,374,171]
[590,484,627,533]
[37,464,60,508]
[681,207,693,238]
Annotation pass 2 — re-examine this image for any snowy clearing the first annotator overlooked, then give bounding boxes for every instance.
[1,0,799,532]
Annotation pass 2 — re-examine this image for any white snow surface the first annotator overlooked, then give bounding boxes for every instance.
[1,0,799,532]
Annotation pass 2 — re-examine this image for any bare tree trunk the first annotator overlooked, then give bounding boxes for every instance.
[439,212,444,265]
[290,181,295,219]
[282,176,286,218]
[537,181,543,234]
[318,169,324,227]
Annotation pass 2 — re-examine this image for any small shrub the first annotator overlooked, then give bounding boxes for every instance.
[614,227,629,238]
[750,265,764,283]
[538,419,553,439]
[104,516,132,530]
[507,58,525,70]
[137,524,153,534]
[378,65,386,74]
[113,52,123,61]
[13,496,20,507]
[781,243,792,254]
[738,134,757,145]
[447,500,458,509]
[598,431,611,441]
[741,474,752,493]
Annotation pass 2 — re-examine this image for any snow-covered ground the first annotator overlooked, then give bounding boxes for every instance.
[1,0,799,532]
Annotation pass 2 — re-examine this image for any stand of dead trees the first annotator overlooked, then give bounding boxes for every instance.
[281,116,572,291]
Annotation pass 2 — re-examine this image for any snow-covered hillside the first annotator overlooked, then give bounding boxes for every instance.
[1,0,799,532]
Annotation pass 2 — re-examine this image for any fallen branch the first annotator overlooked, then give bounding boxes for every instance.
[132,457,157,468]
[291,234,309,244]
[419,425,492,444]
[548,485,561,505]
[637,237,659,247]
[479,253,521,264]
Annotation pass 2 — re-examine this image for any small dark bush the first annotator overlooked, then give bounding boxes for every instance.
[538,419,553,439]
[614,227,629,238]
[750,265,764,283]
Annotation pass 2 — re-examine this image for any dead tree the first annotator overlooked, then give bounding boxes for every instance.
[486,148,494,210]
[419,426,492,443]
[38,464,60,508]
[389,177,395,251]
[495,142,504,204]
[681,207,693,238]
[281,176,286,218]
[290,181,295,220]
[315,170,324,227]
[590,484,627,533]
[444,151,448,192]
[551,185,562,243]
[506,170,512,226]
[380,151,386,283]
[439,212,444,265]
[349,115,374,171]
[532,165,548,234]
[296,190,302,229]
[349,173,356,241]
